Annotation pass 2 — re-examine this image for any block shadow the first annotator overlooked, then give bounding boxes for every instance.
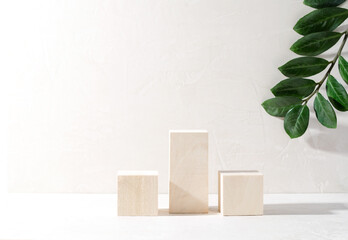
[158,206,219,216]
[305,123,348,154]
[163,183,214,216]
[159,203,348,216]
[264,203,348,215]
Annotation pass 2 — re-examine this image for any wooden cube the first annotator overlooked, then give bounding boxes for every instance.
[169,130,208,214]
[117,171,158,216]
[218,170,263,216]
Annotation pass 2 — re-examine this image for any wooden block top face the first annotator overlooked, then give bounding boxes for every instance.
[220,172,263,216]
[218,170,260,175]
[118,171,159,176]
[169,130,208,133]
[169,131,208,214]
[118,175,158,216]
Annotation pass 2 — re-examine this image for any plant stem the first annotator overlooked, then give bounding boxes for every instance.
[303,30,348,105]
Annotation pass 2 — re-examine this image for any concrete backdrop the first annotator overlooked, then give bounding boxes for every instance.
[2,0,348,193]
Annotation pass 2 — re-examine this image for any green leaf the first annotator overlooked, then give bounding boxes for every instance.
[290,31,342,56]
[271,78,316,97]
[338,56,348,84]
[326,75,348,111]
[279,57,329,77]
[284,105,310,138]
[294,7,348,35]
[262,97,302,117]
[304,0,346,9]
[314,92,337,128]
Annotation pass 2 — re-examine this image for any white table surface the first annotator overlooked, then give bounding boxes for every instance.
[0,194,347,240]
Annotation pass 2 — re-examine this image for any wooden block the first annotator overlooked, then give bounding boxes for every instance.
[169,130,208,214]
[219,170,263,216]
[117,171,158,216]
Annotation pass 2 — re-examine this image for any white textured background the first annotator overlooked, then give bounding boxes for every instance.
[1,0,348,194]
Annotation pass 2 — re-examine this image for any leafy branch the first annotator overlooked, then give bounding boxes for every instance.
[304,30,348,104]
[262,0,348,138]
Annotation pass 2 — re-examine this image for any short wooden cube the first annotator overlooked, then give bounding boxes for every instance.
[117,171,158,216]
[218,170,263,216]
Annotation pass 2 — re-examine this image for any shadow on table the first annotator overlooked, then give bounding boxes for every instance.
[159,203,348,216]
[264,203,348,215]
[158,206,219,216]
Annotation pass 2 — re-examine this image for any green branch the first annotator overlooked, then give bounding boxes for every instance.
[303,30,348,105]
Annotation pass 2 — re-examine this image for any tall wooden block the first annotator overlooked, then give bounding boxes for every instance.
[117,171,158,216]
[219,170,263,216]
[169,130,208,214]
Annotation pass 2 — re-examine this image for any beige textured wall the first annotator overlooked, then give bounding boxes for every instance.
[2,0,348,193]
